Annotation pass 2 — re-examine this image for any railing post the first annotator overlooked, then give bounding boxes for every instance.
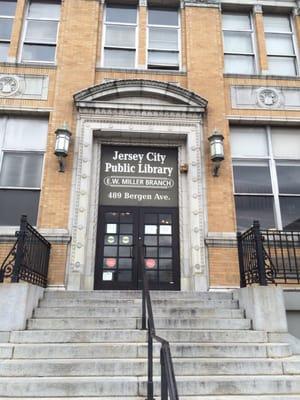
[142,283,146,330]
[147,327,154,400]
[160,348,167,400]
[237,231,246,288]
[11,215,27,283]
[253,220,267,286]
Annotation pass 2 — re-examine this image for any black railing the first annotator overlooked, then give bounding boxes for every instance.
[0,215,51,287]
[142,270,179,400]
[237,220,300,286]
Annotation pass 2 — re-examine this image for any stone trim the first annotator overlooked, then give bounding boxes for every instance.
[0,74,49,100]
[224,73,300,81]
[205,232,237,248]
[74,79,208,108]
[227,115,300,124]
[0,232,71,244]
[231,85,300,110]
[96,67,187,75]
[68,85,209,291]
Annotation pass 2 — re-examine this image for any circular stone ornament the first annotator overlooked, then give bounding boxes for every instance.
[0,75,20,97]
[256,88,281,108]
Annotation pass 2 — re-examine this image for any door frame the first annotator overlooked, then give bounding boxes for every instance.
[68,91,208,291]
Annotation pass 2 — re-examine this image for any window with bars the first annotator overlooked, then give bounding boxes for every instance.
[0,0,17,62]
[147,7,180,70]
[21,0,60,63]
[0,116,48,226]
[102,4,137,68]
[231,126,300,232]
[222,12,256,75]
[264,14,298,76]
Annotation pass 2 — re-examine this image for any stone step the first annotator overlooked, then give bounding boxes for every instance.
[27,317,251,330]
[43,290,233,300]
[0,332,10,343]
[34,307,244,319]
[1,376,300,397]
[1,357,299,377]
[0,344,13,359]
[3,342,291,359]
[39,298,239,309]
[10,329,268,344]
[10,329,147,343]
[5,397,300,400]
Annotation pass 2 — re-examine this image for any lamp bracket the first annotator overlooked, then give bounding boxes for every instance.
[58,155,65,173]
[212,161,221,177]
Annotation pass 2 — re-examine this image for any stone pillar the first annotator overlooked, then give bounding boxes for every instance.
[236,286,288,332]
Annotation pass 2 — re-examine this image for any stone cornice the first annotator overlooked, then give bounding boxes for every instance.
[74,79,208,109]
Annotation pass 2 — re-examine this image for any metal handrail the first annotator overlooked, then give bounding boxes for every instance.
[0,215,51,287]
[237,220,300,286]
[142,267,179,400]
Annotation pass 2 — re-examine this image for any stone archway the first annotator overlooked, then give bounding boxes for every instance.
[67,79,208,291]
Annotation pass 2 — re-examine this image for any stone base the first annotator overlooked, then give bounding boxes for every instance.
[0,283,44,331]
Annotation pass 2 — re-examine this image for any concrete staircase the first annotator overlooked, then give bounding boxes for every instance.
[0,289,300,399]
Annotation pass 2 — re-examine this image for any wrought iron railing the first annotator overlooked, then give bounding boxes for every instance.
[237,220,300,286]
[142,269,179,400]
[0,215,51,288]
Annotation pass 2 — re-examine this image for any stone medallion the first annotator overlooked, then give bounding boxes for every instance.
[0,75,20,97]
[256,87,281,108]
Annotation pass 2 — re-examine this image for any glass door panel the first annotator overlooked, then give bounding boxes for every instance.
[95,207,179,290]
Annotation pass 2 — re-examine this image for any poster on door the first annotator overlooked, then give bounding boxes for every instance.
[100,145,178,207]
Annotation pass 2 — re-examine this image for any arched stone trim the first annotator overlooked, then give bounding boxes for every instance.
[74,79,208,110]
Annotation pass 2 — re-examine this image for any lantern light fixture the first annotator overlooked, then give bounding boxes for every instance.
[54,122,72,172]
[208,129,224,177]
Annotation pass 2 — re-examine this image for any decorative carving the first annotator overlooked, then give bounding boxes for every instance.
[257,88,280,108]
[0,75,19,97]
[0,74,48,99]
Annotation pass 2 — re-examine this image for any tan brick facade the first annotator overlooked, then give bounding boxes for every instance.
[0,0,300,289]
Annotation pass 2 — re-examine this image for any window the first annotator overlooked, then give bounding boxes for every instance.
[0,116,48,225]
[21,0,60,63]
[0,0,17,62]
[147,7,179,70]
[222,12,256,74]
[103,4,137,68]
[231,126,300,231]
[264,15,298,76]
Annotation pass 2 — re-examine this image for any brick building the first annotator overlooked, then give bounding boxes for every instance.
[0,0,300,292]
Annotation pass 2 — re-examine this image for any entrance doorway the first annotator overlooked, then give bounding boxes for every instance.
[94,145,180,290]
[94,206,180,290]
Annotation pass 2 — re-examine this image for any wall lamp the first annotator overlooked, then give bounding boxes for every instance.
[208,129,224,177]
[54,123,72,172]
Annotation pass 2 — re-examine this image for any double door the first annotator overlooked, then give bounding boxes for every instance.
[94,206,180,290]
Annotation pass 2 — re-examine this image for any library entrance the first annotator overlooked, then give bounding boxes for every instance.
[94,145,180,290]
